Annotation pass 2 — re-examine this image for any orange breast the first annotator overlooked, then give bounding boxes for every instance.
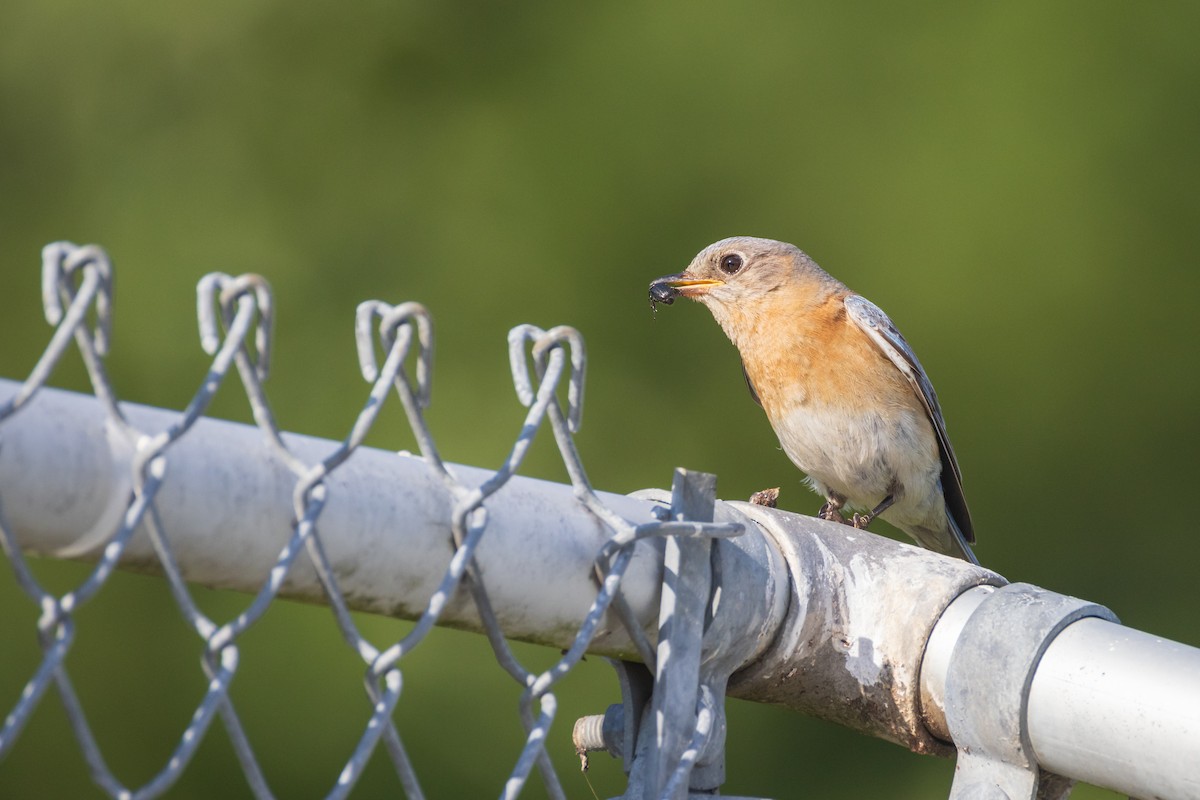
[735,290,916,423]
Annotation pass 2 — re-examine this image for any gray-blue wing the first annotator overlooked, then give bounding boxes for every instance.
[843,295,975,546]
[741,359,762,407]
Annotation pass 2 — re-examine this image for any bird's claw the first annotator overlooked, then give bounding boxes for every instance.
[818,501,851,525]
[851,513,873,530]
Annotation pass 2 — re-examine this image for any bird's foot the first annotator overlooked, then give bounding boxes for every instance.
[749,487,780,508]
[851,495,893,530]
[818,501,851,526]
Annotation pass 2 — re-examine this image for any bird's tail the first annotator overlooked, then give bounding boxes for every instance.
[910,514,979,565]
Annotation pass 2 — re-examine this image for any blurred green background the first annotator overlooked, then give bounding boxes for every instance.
[1,1,1198,798]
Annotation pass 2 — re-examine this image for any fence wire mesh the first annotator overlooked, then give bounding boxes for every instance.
[0,242,740,799]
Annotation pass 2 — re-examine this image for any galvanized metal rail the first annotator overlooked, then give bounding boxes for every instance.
[2,379,1198,799]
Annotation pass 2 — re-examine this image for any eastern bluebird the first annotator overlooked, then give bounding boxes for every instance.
[649,236,978,564]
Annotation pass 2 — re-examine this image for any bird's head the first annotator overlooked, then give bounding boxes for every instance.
[649,237,837,331]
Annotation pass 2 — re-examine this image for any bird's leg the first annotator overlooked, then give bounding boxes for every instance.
[852,494,895,530]
[818,492,851,525]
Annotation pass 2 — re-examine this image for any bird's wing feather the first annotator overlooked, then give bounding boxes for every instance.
[843,295,975,544]
[741,359,763,407]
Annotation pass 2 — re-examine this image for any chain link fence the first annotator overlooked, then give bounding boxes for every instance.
[0,242,746,799]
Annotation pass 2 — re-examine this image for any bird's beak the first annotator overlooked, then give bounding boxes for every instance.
[648,273,725,307]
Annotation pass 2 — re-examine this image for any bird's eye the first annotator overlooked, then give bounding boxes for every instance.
[719,253,744,274]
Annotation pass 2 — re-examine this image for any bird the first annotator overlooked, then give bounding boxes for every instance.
[648,236,978,564]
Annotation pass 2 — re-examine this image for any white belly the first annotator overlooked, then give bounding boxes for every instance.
[772,402,940,519]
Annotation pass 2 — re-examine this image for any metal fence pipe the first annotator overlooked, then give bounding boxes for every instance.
[7,378,1200,798]
[0,375,1003,755]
